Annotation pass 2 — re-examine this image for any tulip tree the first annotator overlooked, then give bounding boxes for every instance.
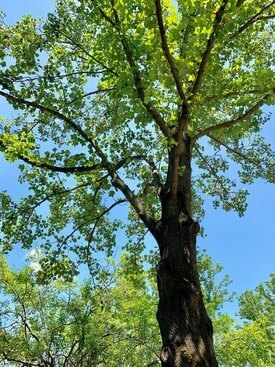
[0,0,274,366]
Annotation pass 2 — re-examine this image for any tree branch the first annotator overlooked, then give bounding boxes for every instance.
[0,89,90,143]
[63,340,79,367]
[1,83,156,237]
[57,198,127,251]
[154,0,186,104]
[68,87,117,104]
[194,146,232,199]
[193,94,272,141]
[12,70,107,84]
[0,89,109,162]
[207,89,263,101]
[236,0,245,6]
[24,320,40,343]
[145,156,163,193]
[5,155,145,221]
[2,352,42,367]
[56,27,119,77]
[1,89,153,231]
[111,173,157,235]
[228,1,275,43]
[92,2,117,27]
[207,133,273,176]
[0,139,102,173]
[190,0,229,99]
[106,1,170,138]
[8,183,92,221]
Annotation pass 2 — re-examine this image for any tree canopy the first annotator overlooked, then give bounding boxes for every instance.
[0,0,274,274]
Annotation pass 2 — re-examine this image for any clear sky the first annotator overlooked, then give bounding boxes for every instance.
[0,0,274,316]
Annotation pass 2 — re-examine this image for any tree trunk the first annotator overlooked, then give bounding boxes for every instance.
[155,136,218,367]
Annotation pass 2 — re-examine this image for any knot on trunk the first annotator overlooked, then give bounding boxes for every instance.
[178,212,190,224]
[160,344,175,364]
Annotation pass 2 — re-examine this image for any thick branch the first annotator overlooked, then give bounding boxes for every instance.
[19,157,100,173]
[2,352,42,367]
[111,173,157,235]
[154,0,186,103]
[0,140,101,173]
[193,94,271,141]
[190,0,229,99]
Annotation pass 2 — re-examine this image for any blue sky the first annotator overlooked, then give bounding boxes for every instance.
[0,0,274,316]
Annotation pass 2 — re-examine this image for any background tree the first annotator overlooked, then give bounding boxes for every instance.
[0,252,238,367]
[0,256,104,366]
[216,273,275,367]
[2,252,271,367]
[0,0,274,366]
[0,254,160,367]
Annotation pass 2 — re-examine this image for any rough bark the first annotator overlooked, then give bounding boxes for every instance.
[155,137,218,367]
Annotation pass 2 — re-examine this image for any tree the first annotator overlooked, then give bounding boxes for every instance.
[0,254,160,367]
[0,256,103,366]
[0,252,234,367]
[0,1,274,366]
[216,273,275,367]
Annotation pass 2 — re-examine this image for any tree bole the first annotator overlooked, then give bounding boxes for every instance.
[156,212,218,367]
[155,137,218,367]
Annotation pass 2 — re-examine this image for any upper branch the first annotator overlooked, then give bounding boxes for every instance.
[195,146,233,200]
[154,0,187,104]
[56,27,119,77]
[57,199,127,251]
[107,1,170,137]
[68,87,117,104]
[12,71,107,84]
[62,340,79,367]
[193,94,272,142]
[228,1,275,43]
[0,89,108,162]
[190,0,229,100]
[207,133,274,176]
[0,139,101,173]
[207,89,264,101]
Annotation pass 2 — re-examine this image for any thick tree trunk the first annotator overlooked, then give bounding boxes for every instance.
[155,136,218,367]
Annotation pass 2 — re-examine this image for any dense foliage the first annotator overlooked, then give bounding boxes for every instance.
[1,254,273,366]
[0,0,274,275]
